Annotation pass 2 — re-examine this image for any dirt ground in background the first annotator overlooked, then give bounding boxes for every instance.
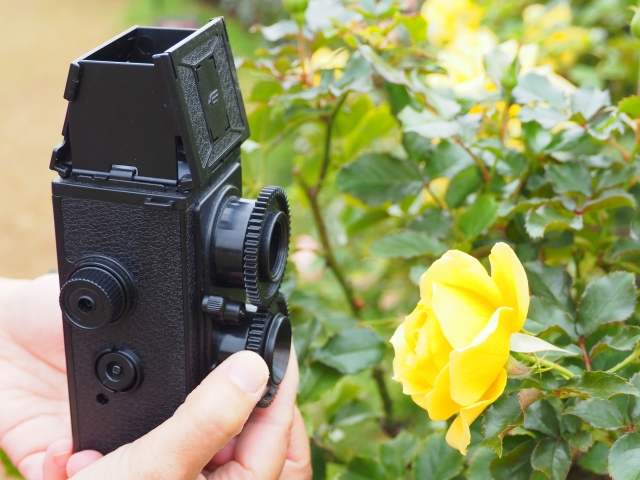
[0,0,127,476]
[0,0,128,280]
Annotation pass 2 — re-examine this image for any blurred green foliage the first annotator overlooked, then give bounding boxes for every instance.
[6,0,640,479]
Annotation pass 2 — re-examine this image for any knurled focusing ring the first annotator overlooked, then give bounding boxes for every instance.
[60,267,125,329]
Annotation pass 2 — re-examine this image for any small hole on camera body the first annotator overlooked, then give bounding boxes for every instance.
[96,394,109,405]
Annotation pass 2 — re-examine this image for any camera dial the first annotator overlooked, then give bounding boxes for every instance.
[59,256,136,330]
[210,186,290,308]
[94,347,143,393]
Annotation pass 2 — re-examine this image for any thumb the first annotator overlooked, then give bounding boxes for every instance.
[70,350,269,480]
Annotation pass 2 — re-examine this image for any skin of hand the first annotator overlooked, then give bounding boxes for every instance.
[0,274,311,480]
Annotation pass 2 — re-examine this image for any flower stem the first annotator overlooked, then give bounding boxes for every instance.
[578,338,592,371]
[512,352,575,380]
[607,348,640,374]
[372,366,400,437]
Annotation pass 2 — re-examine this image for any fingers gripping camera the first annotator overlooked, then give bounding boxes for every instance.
[50,18,292,454]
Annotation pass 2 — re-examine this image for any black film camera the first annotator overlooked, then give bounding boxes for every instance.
[50,18,292,454]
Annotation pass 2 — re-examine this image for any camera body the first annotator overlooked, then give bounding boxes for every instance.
[50,18,291,454]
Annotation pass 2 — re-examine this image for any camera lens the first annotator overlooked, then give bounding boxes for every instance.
[263,313,291,385]
[210,186,290,307]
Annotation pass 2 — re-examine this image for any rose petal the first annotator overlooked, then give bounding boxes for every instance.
[489,242,529,332]
[420,250,503,307]
[431,281,498,349]
[424,364,462,421]
[446,369,508,455]
[449,307,512,406]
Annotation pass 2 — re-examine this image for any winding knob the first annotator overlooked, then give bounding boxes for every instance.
[60,267,126,329]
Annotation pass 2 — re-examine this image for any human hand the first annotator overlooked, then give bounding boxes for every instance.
[0,274,311,480]
[0,274,71,479]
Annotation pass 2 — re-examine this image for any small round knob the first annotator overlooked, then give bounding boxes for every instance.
[95,347,143,393]
[60,267,125,329]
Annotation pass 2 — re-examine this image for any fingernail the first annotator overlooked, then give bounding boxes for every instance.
[53,451,70,469]
[224,353,268,395]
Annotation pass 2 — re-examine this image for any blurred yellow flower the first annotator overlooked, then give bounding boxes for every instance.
[390,243,529,454]
[420,0,483,45]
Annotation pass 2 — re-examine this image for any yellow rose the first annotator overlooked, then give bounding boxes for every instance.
[390,242,529,454]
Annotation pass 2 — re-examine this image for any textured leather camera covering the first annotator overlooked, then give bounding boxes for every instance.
[60,196,198,453]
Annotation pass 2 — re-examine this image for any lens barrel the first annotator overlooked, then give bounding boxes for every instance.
[210,186,290,308]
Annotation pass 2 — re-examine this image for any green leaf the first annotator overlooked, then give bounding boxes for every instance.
[342,106,397,161]
[398,106,461,139]
[394,12,428,44]
[561,371,640,399]
[571,87,611,121]
[249,79,284,102]
[330,398,379,427]
[627,373,640,424]
[336,154,424,206]
[370,230,446,258]
[357,44,407,85]
[618,95,640,119]
[564,398,626,430]
[340,455,386,480]
[489,441,535,480]
[426,139,474,179]
[445,166,482,208]
[525,296,578,339]
[576,272,638,337]
[597,165,636,191]
[578,442,609,475]
[531,438,571,480]
[581,189,637,213]
[590,325,640,359]
[379,432,419,478]
[310,443,327,480]
[523,399,560,437]
[523,121,554,154]
[546,161,592,197]
[567,431,594,452]
[403,131,430,162]
[525,206,583,239]
[482,389,542,456]
[459,195,499,241]
[409,208,453,238]
[518,105,569,129]
[413,434,464,480]
[513,73,567,110]
[608,433,640,480]
[314,328,386,374]
[524,262,575,314]
[294,318,323,362]
[298,362,342,404]
[468,446,497,480]
[606,238,640,262]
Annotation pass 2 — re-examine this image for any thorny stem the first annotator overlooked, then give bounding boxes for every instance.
[581,124,631,161]
[425,181,448,211]
[578,338,592,371]
[294,93,360,318]
[607,347,640,374]
[513,352,575,380]
[500,91,512,143]
[630,118,640,162]
[453,137,491,182]
[297,26,310,86]
[373,366,400,437]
